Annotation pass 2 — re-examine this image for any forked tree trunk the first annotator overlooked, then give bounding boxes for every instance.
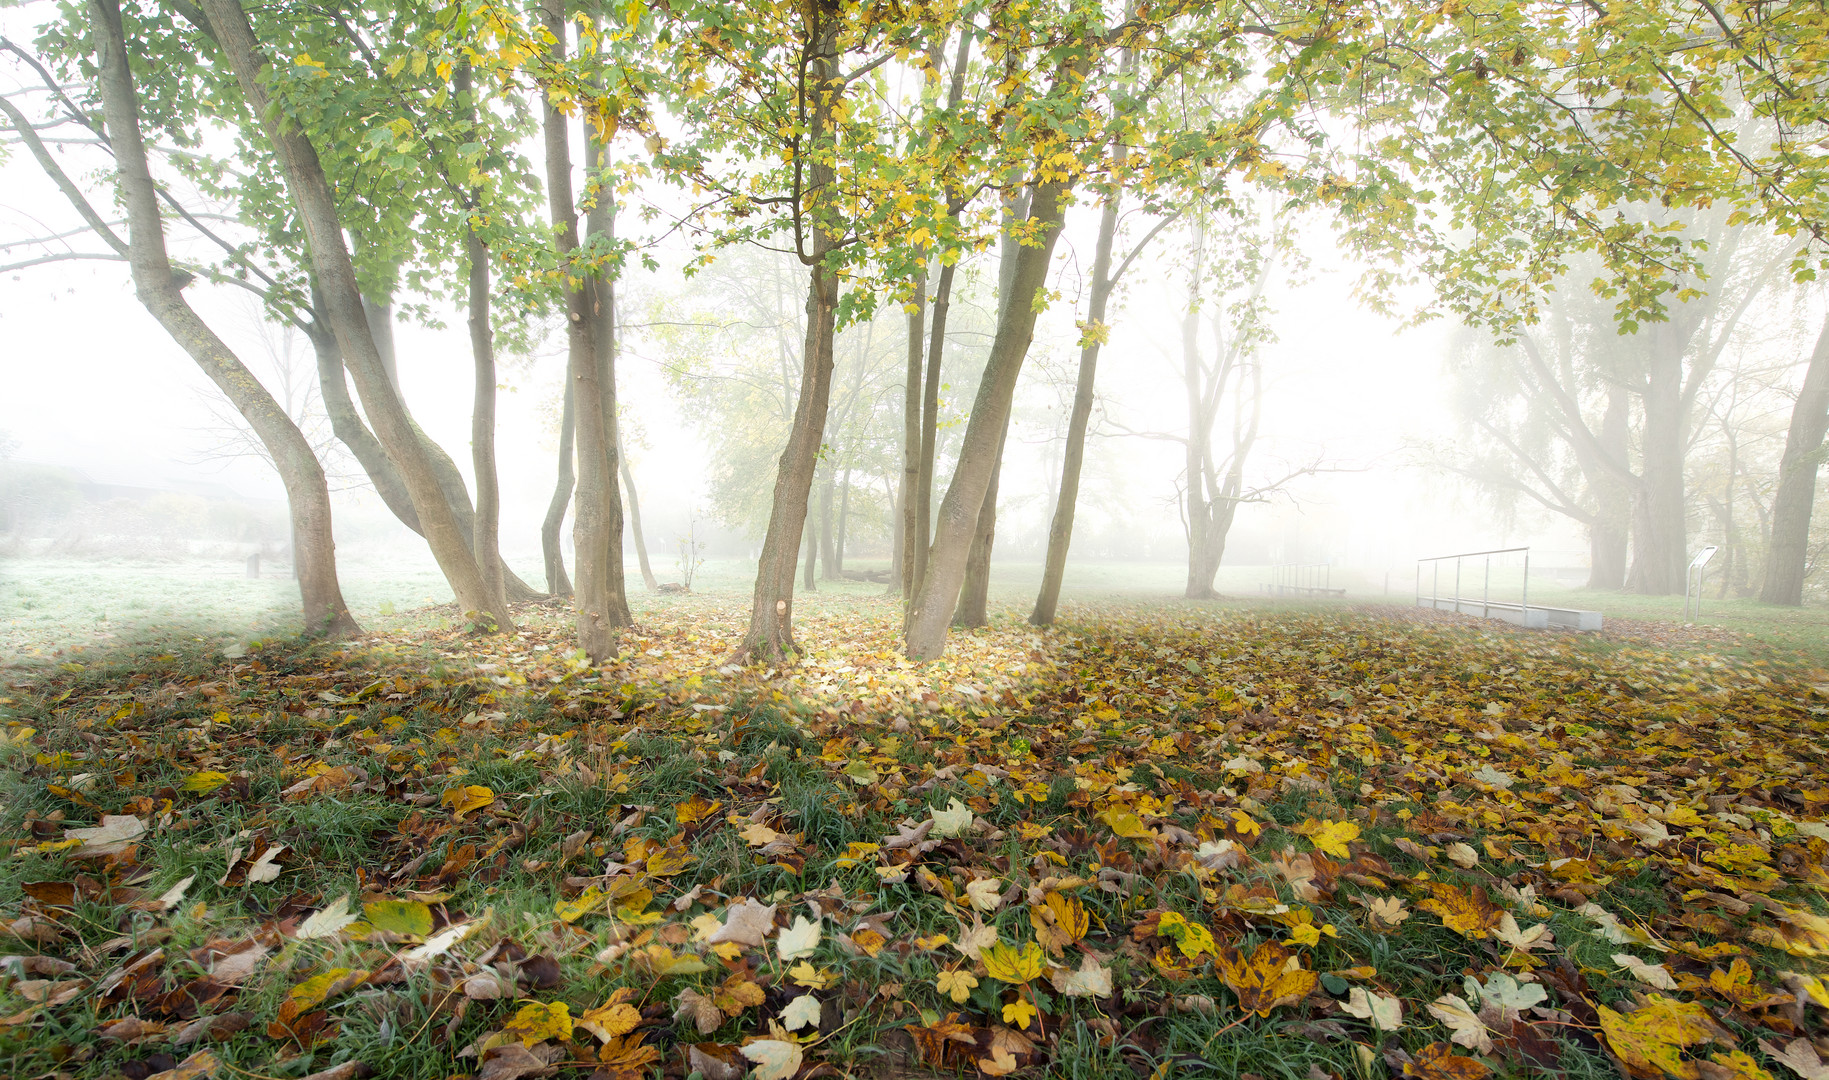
[731,12,842,663]
[200,0,510,631]
[87,0,356,637]
[584,131,633,627]
[1032,185,1120,625]
[457,65,506,617]
[1760,314,1829,605]
[544,382,576,597]
[540,0,617,660]
[906,179,1071,660]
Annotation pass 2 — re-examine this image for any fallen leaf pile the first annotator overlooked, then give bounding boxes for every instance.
[0,597,1824,1080]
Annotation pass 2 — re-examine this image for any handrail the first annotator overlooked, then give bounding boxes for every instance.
[1416,546,1530,563]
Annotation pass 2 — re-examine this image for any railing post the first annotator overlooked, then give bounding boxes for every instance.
[1454,558,1462,616]
[1482,555,1490,619]
[1521,550,1530,621]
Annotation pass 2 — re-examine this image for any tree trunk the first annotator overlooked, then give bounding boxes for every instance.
[89,0,356,638]
[1587,386,1630,590]
[1032,186,1120,625]
[889,472,905,584]
[544,381,576,597]
[906,179,1070,660]
[818,472,837,580]
[731,13,842,663]
[200,0,509,632]
[1627,328,1688,594]
[902,260,925,599]
[584,130,633,626]
[620,441,659,591]
[1760,314,1829,605]
[914,259,954,597]
[1183,291,1215,600]
[540,0,617,660]
[835,468,850,574]
[802,513,819,593]
[457,65,506,618]
[306,312,419,529]
[953,426,1005,627]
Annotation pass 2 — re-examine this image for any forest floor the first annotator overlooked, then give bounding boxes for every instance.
[0,589,1826,1080]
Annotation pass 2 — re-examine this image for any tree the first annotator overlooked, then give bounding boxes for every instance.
[2,4,358,637]
[1761,315,1829,604]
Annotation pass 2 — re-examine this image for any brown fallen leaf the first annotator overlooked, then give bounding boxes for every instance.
[146,1049,222,1080]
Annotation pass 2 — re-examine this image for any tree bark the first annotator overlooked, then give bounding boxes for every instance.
[1627,323,1689,594]
[1587,385,1631,590]
[732,11,842,663]
[906,179,1070,660]
[544,381,576,597]
[87,0,356,637]
[802,512,819,593]
[953,426,1005,627]
[540,0,617,660]
[818,472,837,579]
[914,258,954,596]
[584,129,634,627]
[457,64,506,616]
[199,0,509,631]
[1760,314,1829,605]
[902,260,925,598]
[835,468,850,574]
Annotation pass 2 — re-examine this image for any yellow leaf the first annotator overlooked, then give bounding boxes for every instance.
[674,795,721,824]
[1157,911,1218,960]
[1418,882,1504,939]
[501,1001,572,1046]
[982,940,1044,984]
[1099,808,1156,841]
[1002,997,1037,1029]
[284,968,366,1013]
[1213,941,1318,1017]
[1295,818,1360,858]
[936,968,978,1003]
[349,899,433,940]
[555,887,607,923]
[576,1001,641,1042]
[440,784,493,819]
[1596,996,1726,1080]
[181,771,231,794]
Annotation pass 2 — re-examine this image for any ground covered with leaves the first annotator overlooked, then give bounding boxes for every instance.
[0,596,1826,1080]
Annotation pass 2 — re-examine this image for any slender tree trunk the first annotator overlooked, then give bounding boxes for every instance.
[88,0,356,637]
[1183,294,1215,600]
[915,260,954,596]
[835,468,850,574]
[200,0,509,631]
[902,261,926,598]
[620,443,659,591]
[584,131,633,627]
[456,65,505,617]
[1760,316,1829,604]
[732,13,842,663]
[306,314,420,529]
[953,426,1005,627]
[1628,332,1688,594]
[906,179,1071,660]
[539,0,617,659]
[1033,191,1121,625]
[890,473,905,584]
[818,473,837,580]
[544,382,576,597]
[362,293,403,398]
[802,514,819,593]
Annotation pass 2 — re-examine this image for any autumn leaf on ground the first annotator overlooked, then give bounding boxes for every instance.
[1758,1038,1829,1080]
[576,1001,641,1042]
[777,915,821,961]
[1048,952,1113,998]
[1597,996,1727,1080]
[180,770,231,794]
[674,794,721,824]
[1293,818,1359,858]
[965,877,1003,912]
[63,814,145,855]
[740,1039,803,1080]
[1157,910,1218,960]
[936,969,978,1004]
[1404,1041,1492,1079]
[440,784,493,819]
[1426,994,1493,1054]
[781,994,820,1032]
[1099,808,1157,841]
[1615,953,1679,990]
[1213,941,1317,1017]
[1418,882,1503,939]
[982,940,1044,984]
[1357,894,1411,930]
[708,898,776,947]
[294,895,358,940]
[500,1001,571,1046]
[1340,987,1404,1031]
[930,798,974,838]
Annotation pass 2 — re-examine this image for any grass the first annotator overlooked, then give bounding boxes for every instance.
[0,553,1825,1078]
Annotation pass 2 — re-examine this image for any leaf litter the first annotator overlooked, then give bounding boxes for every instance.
[0,598,1824,1078]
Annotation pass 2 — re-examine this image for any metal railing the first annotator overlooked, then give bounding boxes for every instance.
[1266,562,1344,596]
[1416,546,1530,620]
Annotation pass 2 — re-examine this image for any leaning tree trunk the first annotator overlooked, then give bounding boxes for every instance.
[584,130,633,628]
[731,13,842,663]
[906,179,1071,660]
[543,381,576,597]
[1032,187,1120,625]
[87,0,356,637]
[540,0,617,660]
[1760,314,1829,605]
[802,514,819,593]
[201,0,510,631]
[914,258,955,597]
